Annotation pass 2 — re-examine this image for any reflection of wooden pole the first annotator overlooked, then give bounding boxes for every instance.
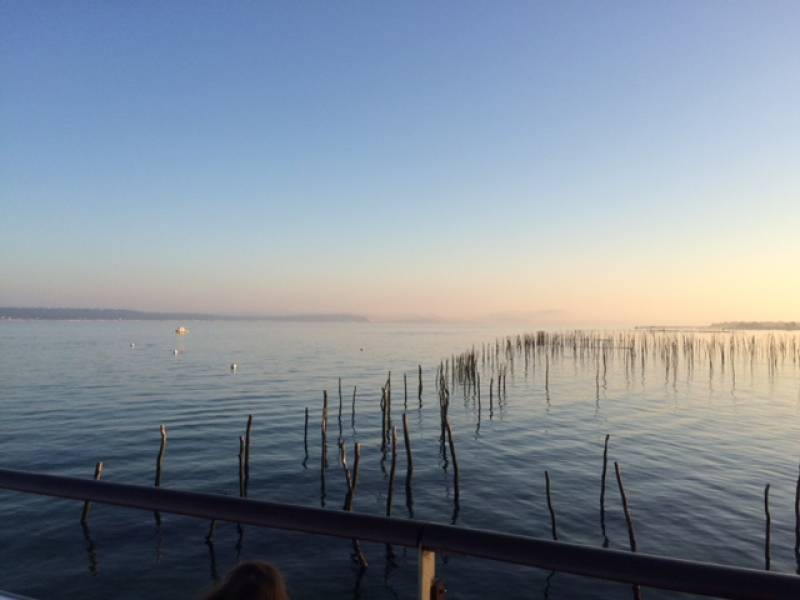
[80,462,104,524]
[545,470,557,540]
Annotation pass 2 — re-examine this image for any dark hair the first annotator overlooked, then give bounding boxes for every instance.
[203,561,290,600]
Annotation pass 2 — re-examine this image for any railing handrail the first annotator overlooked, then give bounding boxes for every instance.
[0,468,796,599]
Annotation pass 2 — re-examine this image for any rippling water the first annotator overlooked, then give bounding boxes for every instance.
[1,321,799,599]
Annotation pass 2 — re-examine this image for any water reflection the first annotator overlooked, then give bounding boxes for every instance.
[81,523,99,576]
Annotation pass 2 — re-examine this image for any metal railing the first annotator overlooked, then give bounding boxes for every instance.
[0,468,797,599]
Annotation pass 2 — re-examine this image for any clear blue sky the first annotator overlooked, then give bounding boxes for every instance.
[2,2,798,322]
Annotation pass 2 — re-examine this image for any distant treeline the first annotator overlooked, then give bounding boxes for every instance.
[711,321,799,331]
[0,307,369,323]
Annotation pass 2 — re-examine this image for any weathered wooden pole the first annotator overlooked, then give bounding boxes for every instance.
[418,365,423,406]
[338,377,343,425]
[600,434,610,522]
[351,386,357,427]
[322,391,329,469]
[545,470,558,540]
[154,424,168,524]
[303,407,309,466]
[765,484,772,571]
[386,426,398,517]
[445,420,460,501]
[402,412,414,516]
[343,442,367,568]
[489,377,494,418]
[615,461,641,600]
[244,414,253,495]
[80,461,104,524]
[238,436,245,498]
[795,465,800,555]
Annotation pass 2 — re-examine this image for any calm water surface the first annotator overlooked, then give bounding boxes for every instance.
[1,321,799,599]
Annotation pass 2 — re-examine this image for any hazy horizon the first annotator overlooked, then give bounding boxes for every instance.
[2,3,798,324]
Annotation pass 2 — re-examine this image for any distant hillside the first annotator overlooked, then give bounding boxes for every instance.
[0,307,369,323]
[711,321,799,331]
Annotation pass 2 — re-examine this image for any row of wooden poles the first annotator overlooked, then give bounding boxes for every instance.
[77,359,797,587]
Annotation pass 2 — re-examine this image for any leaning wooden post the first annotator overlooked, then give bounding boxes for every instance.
[404,373,408,410]
[765,484,772,571]
[444,420,460,501]
[80,461,104,524]
[545,470,558,540]
[244,414,253,496]
[615,462,641,600]
[154,424,168,525]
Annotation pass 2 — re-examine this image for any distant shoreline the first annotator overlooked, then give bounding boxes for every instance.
[637,322,799,332]
[0,307,369,323]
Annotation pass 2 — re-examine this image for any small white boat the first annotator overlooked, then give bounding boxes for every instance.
[175,326,189,335]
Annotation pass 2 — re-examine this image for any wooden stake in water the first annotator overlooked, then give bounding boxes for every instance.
[322,391,329,469]
[445,420,460,500]
[154,424,168,525]
[244,414,253,496]
[338,377,343,424]
[795,465,800,555]
[386,426,398,517]
[765,484,772,571]
[404,373,408,410]
[418,365,423,406]
[600,434,610,523]
[303,407,309,466]
[343,442,367,568]
[80,462,104,524]
[351,386,357,427]
[615,462,641,600]
[238,436,246,498]
[545,470,558,540]
[403,412,414,515]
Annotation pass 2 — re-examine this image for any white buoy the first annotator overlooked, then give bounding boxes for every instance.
[130,342,135,349]
[173,349,179,356]
[230,363,238,372]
